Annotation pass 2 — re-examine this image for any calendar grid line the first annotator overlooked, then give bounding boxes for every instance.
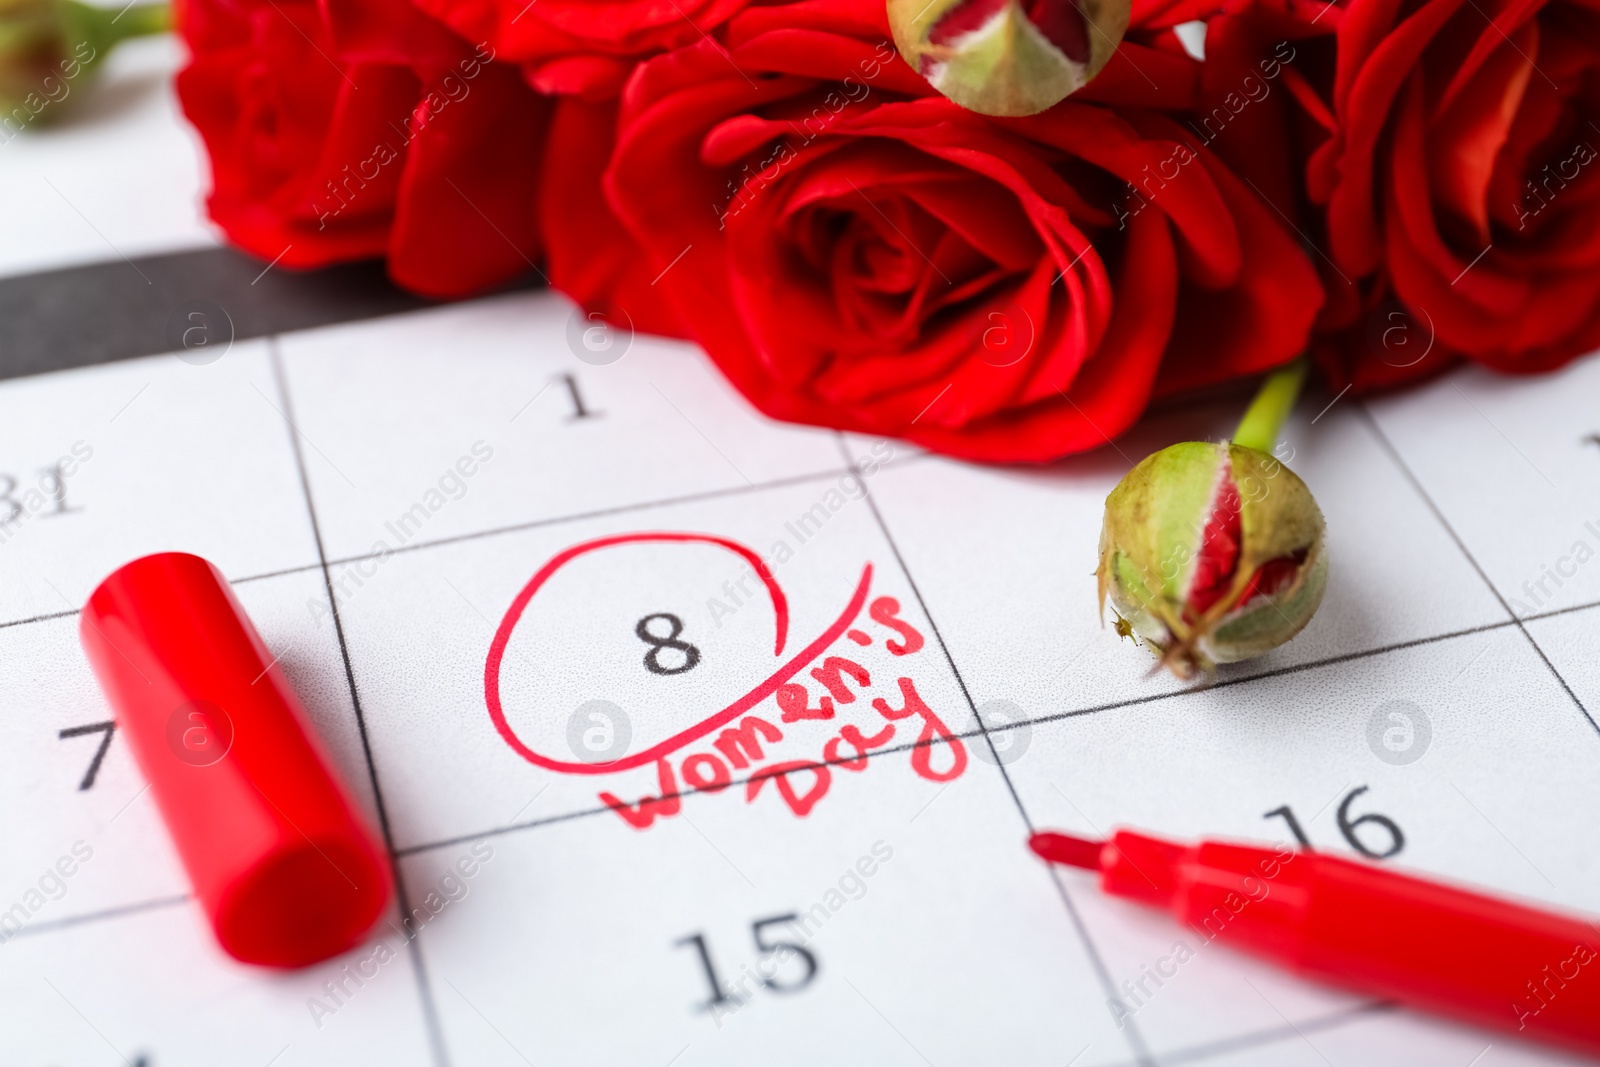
[0,607,81,632]
[83,455,926,600]
[392,705,1030,856]
[839,435,1161,1067]
[1001,615,1525,734]
[15,562,1600,647]
[7,351,1597,1066]
[9,482,1576,914]
[267,340,453,1067]
[0,446,939,635]
[1101,1000,1396,1067]
[312,463,870,568]
[6,257,1599,1067]
[396,597,1528,860]
[1357,403,1600,739]
[4,425,1597,650]
[0,894,189,943]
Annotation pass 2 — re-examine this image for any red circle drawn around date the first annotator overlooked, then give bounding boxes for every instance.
[485,531,874,776]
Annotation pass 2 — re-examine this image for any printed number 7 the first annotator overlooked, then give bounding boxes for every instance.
[59,720,116,791]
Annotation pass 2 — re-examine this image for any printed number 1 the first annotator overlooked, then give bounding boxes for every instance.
[1262,804,1311,848]
[556,373,600,421]
[675,932,737,1010]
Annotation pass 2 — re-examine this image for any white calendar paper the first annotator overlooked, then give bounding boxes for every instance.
[3,36,1600,1066]
[0,287,1598,1067]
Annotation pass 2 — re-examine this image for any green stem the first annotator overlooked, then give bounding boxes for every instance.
[1233,358,1309,453]
[104,1,171,41]
[61,0,171,61]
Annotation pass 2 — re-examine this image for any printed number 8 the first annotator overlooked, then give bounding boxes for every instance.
[636,613,701,676]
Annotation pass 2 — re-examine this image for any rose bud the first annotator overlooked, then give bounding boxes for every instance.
[0,0,167,127]
[887,0,1128,117]
[1096,362,1328,678]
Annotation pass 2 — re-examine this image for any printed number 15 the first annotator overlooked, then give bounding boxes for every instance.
[675,915,818,1012]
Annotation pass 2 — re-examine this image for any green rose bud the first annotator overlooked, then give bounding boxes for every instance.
[1097,442,1328,677]
[1096,363,1328,678]
[888,0,1128,118]
[0,0,167,131]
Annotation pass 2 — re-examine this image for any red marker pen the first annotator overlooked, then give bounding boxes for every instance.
[1030,829,1600,1056]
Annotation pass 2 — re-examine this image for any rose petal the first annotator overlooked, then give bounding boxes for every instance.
[1428,19,1537,242]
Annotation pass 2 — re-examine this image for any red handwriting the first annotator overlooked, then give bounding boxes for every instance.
[485,531,871,775]
[777,683,833,722]
[598,759,681,830]
[872,676,967,783]
[871,596,924,656]
[715,717,782,770]
[809,656,870,710]
[823,722,895,770]
[747,762,830,816]
[598,587,969,828]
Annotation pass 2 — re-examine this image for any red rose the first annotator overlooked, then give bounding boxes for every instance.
[1304,0,1600,388]
[538,96,687,337]
[410,0,751,98]
[176,0,548,297]
[1185,0,1340,224]
[599,0,1323,462]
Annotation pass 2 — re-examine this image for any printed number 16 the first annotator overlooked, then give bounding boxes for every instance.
[1264,785,1405,860]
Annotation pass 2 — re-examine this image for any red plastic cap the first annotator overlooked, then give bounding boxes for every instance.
[80,553,392,968]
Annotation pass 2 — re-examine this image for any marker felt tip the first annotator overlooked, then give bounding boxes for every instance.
[1029,829,1600,1057]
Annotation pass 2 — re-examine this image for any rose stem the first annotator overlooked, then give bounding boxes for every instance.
[1232,358,1309,453]
[63,0,171,57]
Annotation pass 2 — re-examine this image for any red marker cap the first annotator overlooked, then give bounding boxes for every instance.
[80,553,392,968]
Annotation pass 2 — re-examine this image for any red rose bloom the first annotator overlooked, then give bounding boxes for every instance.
[538,96,687,337]
[410,0,752,98]
[177,0,548,297]
[600,0,1323,461]
[1184,0,1340,226]
[1304,0,1600,388]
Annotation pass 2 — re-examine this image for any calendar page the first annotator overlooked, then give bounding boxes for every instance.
[5,35,1600,1067]
[1,290,1598,1067]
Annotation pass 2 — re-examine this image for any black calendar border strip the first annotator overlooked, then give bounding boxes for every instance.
[0,248,540,382]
